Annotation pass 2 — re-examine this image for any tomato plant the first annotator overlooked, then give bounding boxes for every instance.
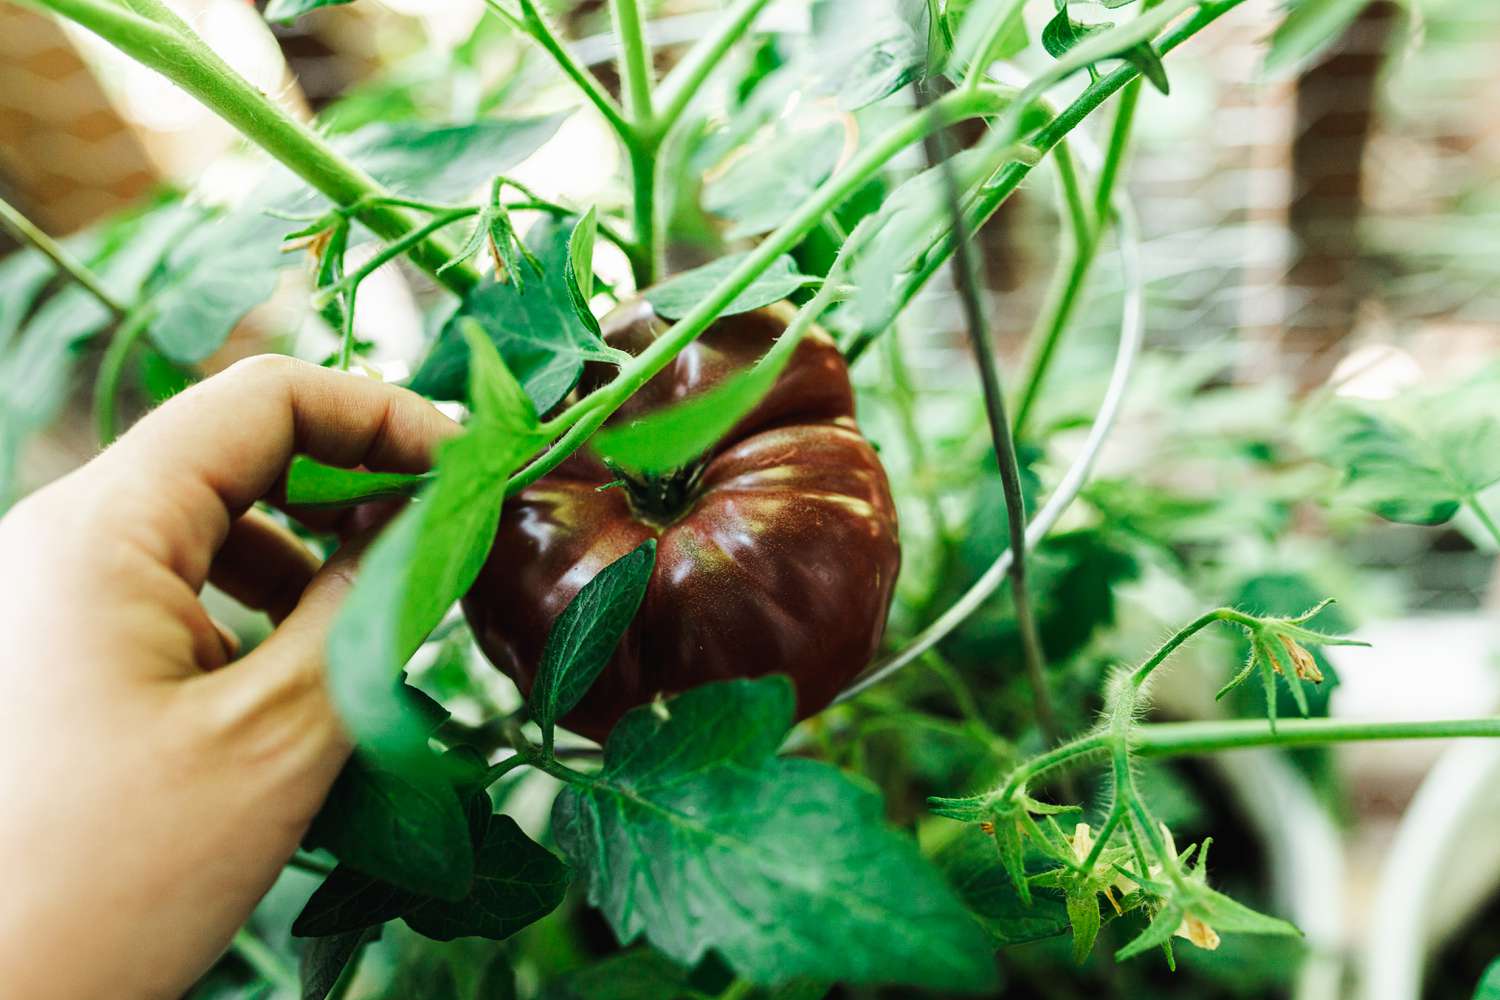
[3,0,1500,997]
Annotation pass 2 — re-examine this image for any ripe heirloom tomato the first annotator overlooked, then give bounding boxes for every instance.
[463,296,901,742]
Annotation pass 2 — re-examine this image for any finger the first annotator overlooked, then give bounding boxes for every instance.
[83,356,460,591]
[208,509,321,624]
[211,617,241,660]
[192,536,368,773]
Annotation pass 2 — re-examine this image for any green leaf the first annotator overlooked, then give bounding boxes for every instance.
[299,927,378,1000]
[566,206,597,307]
[703,125,845,239]
[1065,890,1102,964]
[936,826,1072,947]
[1316,398,1500,525]
[0,200,201,508]
[146,207,291,364]
[459,319,539,433]
[0,248,55,354]
[296,816,568,943]
[264,0,352,22]
[1474,957,1500,1000]
[1041,8,1107,61]
[285,457,429,508]
[808,0,932,109]
[402,816,571,941]
[339,115,567,200]
[1115,903,1184,963]
[1264,0,1372,77]
[294,865,416,937]
[303,751,474,901]
[530,540,656,739]
[554,677,998,991]
[590,342,789,476]
[409,216,619,410]
[643,254,815,321]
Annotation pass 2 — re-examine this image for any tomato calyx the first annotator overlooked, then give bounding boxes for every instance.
[602,458,706,528]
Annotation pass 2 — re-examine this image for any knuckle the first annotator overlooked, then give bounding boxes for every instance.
[223,353,305,387]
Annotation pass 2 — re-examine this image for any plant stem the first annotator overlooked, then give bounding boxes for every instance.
[654,0,775,136]
[848,0,1245,366]
[37,0,476,295]
[288,852,336,877]
[1129,607,1255,687]
[608,0,659,284]
[496,0,633,142]
[319,209,477,301]
[93,307,153,445]
[483,752,531,785]
[625,142,660,286]
[1001,732,1112,798]
[1466,493,1500,550]
[1136,716,1500,756]
[611,0,655,129]
[960,0,1026,93]
[512,87,1004,494]
[230,927,298,992]
[919,86,1061,751]
[1013,79,1140,437]
[0,194,126,317]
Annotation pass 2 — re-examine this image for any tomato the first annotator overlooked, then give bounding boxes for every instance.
[464,297,901,742]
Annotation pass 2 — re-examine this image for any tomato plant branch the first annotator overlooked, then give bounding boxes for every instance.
[959,0,1026,94]
[837,165,1147,703]
[868,0,1246,370]
[654,0,775,138]
[229,927,297,993]
[1013,79,1141,437]
[316,208,478,303]
[605,0,662,284]
[610,0,656,126]
[1465,493,1500,550]
[511,87,1005,495]
[34,0,478,295]
[93,307,153,445]
[921,86,1061,749]
[492,0,632,142]
[0,194,126,317]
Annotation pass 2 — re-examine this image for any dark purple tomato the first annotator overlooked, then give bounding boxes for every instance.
[463,296,900,741]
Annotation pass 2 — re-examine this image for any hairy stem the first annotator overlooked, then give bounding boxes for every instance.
[318,209,477,302]
[611,0,656,127]
[0,194,125,316]
[1136,716,1500,756]
[626,142,661,286]
[497,0,632,141]
[36,0,476,294]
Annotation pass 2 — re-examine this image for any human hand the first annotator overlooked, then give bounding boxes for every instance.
[0,356,458,999]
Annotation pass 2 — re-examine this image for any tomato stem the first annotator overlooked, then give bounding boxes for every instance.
[1013,78,1142,438]
[0,194,127,318]
[34,0,478,296]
